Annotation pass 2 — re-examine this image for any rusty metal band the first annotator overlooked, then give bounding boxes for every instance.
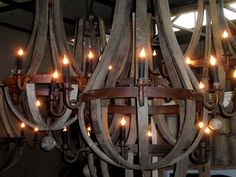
[80,87,202,102]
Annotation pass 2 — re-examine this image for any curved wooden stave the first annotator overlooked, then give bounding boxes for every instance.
[210,0,226,90]
[88,97,207,170]
[79,103,121,167]
[0,89,19,137]
[98,18,107,52]
[49,7,61,71]
[152,99,176,145]
[90,99,139,169]
[25,83,47,127]
[52,0,81,76]
[88,153,98,177]
[173,157,189,177]
[24,0,39,61]
[100,160,111,177]
[3,85,78,130]
[184,0,205,58]
[73,19,85,76]
[0,90,23,173]
[26,0,48,75]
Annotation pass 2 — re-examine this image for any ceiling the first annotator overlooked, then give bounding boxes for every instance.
[0,0,201,35]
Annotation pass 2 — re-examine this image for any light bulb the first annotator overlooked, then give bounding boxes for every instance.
[34,127,39,132]
[204,127,211,134]
[147,130,152,137]
[209,118,222,130]
[62,55,69,65]
[152,50,157,56]
[139,48,146,58]
[199,81,205,89]
[222,30,229,39]
[210,55,217,66]
[88,50,94,59]
[198,121,204,129]
[185,57,192,65]
[52,70,59,79]
[17,48,24,56]
[120,117,126,126]
[233,69,236,78]
[87,126,92,132]
[36,100,41,107]
[108,65,113,70]
[21,123,25,128]
[63,127,67,132]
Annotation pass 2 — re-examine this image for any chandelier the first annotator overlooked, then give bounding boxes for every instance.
[0,0,236,176]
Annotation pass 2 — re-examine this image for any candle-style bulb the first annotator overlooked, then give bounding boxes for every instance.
[17,48,24,56]
[199,81,205,89]
[108,65,113,70]
[120,117,126,126]
[198,121,204,129]
[62,55,69,65]
[63,127,67,132]
[36,100,41,107]
[152,50,157,56]
[87,126,92,136]
[52,70,59,79]
[233,69,236,78]
[88,50,94,59]
[20,122,25,137]
[87,126,92,131]
[62,55,70,84]
[204,127,211,134]
[185,56,192,65]
[222,30,229,39]
[147,130,152,137]
[21,123,25,128]
[210,55,217,66]
[139,48,146,58]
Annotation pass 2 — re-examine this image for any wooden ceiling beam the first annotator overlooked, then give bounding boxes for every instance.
[0,20,30,33]
[0,0,34,12]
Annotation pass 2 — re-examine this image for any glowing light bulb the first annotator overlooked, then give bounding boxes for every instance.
[87,126,92,132]
[120,117,126,126]
[185,57,192,65]
[108,65,113,70]
[63,127,67,132]
[199,81,205,89]
[88,50,94,59]
[52,70,59,79]
[62,55,69,65]
[233,69,236,78]
[222,30,229,39]
[21,123,25,128]
[139,48,146,58]
[204,127,211,134]
[198,121,204,129]
[152,50,157,56]
[147,130,152,137]
[210,55,217,66]
[34,127,39,132]
[36,100,41,107]
[17,48,24,56]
